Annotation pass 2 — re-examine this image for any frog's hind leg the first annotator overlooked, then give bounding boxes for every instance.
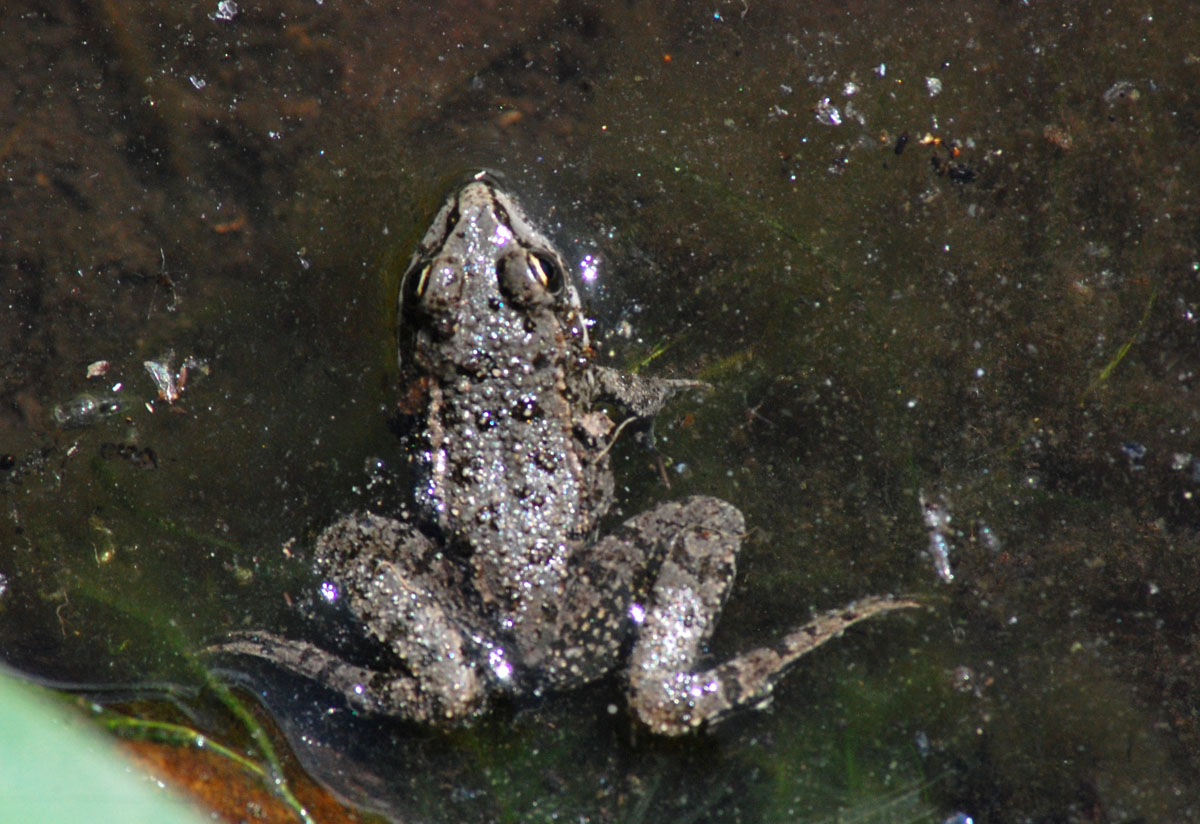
[211,632,435,717]
[621,496,919,735]
[209,512,488,725]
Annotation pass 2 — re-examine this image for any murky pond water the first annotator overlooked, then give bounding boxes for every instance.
[2,2,1199,822]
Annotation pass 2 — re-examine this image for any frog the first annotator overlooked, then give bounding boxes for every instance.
[215,175,918,735]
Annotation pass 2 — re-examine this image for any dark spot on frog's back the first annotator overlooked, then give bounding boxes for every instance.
[513,396,540,419]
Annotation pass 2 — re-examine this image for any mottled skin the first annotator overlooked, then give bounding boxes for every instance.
[216,178,917,734]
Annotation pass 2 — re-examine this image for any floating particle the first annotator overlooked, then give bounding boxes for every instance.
[86,360,111,379]
[212,0,238,21]
[814,98,842,126]
[1102,80,1139,104]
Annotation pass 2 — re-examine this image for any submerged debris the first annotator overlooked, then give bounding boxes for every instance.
[144,351,210,404]
[919,490,956,583]
[52,393,123,428]
[1102,80,1139,104]
[143,358,179,403]
[976,521,1002,553]
[813,97,842,126]
[85,360,111,379]
[211,0,238,22]
[1121,441,1147,470]
[100,442,158,470]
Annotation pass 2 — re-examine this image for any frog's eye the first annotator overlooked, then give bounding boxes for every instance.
[497,249,565,306]
[528,250,564,296]
[401,259,434,310]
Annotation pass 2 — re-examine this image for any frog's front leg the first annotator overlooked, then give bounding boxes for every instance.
[594,365,710,420]
[210,512,491,724]
[595,496,918,735]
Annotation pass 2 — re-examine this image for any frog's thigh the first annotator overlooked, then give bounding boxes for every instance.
[623,495,745,731]
[313,512,486,722]
[535,496,738,690]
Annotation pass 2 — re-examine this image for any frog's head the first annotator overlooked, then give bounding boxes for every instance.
[397,179,590,373]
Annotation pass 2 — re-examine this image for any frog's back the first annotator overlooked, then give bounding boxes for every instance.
[398,180,607,626]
